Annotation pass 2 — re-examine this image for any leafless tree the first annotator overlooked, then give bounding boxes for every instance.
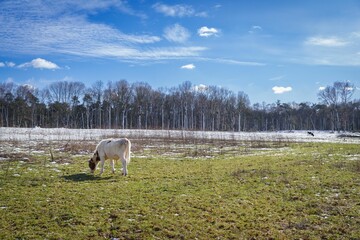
[1,80,359,131]
[318,81,355,131]
[236,91,250,131]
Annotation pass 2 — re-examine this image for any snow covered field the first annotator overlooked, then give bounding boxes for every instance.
[1,127,359,144]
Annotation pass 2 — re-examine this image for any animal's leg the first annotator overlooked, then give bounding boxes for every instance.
[121,158,128,176]
[110,159,115,174]
[99,159,105,175]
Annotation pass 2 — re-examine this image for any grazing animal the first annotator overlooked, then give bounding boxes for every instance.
[89,138,131,176]
[307,131,314,137]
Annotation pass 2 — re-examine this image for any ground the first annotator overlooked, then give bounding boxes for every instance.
[0,128,359,239]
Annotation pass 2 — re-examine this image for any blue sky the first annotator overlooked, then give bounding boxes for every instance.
[1,0,360,104]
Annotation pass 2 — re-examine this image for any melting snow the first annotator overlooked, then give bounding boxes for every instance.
[1,127,359,144]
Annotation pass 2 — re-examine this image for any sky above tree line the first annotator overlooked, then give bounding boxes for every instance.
[0,0,360,104]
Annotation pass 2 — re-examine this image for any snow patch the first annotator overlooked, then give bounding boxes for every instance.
[1,128,359,144]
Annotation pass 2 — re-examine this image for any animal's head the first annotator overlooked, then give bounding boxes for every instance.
[88,151,100,173]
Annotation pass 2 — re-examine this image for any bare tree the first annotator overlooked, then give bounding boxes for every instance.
[337,81,355,104]
[318,81,355,131]
[114,80,132,129]
[132,82,152,129]
[47,81,85,104]
[0,82,15,127]
[90,80,104,128]
[2,80,360,131]
[236,91,250,131]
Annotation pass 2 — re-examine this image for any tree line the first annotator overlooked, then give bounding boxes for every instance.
[0,80,359,132]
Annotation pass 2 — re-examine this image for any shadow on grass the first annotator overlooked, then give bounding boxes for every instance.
[62,173,112,182]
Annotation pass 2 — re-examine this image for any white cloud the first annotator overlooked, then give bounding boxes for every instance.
[7,62,16,67]
[272,86,292,94]
[181,63,195,70]
[153,3,206,17]
[305,36,349,47]
[153,3,194,17]
[248,25,262,34]
[252,26,262,30]
[319,84,355,92]
[198,26,219,37]
[194,84,208,92]
[164,24,190,43]
[18,58,59,69]
[0,61,16,67]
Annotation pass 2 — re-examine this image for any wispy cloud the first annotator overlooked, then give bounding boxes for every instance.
[153,3,206,17]
[198,26,219,37]
[163,24,190,43]
[291,32,360,66]
[1,13,161,55]
[0,1,208,61]
[88,46,207,60]
[198,57,266,66]
[181,63,195,70]
[18,58,60,70]
[272,86,292,94]
[30,0,147,19]
[269,75,285,81]
[305,36,349,47]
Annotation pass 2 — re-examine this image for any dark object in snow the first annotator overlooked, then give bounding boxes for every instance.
[307,131,314,137]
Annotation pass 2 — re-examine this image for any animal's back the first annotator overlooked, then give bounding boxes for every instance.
[101,138,129,159]
[113,138,129,147]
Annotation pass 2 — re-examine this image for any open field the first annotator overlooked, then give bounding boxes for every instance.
[0,128,360,239]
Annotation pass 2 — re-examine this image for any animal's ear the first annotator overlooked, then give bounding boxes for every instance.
[96,151,99,156]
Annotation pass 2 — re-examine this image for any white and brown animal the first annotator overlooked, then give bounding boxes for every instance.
[89,138,131,176]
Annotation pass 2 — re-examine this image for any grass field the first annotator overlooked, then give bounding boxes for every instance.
[0,136,359,239]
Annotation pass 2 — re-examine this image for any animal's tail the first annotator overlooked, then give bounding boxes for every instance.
[125,138,131,163]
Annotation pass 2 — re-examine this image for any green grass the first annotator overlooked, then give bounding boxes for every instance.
[0,141,359,239]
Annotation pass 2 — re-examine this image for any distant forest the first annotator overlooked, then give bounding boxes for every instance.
[1,80,359,132]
